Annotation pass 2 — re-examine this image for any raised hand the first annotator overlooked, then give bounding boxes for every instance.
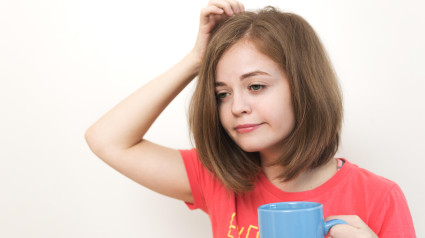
[191,0,245,62]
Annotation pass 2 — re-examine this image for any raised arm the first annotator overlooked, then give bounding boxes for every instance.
[85,0,244,203]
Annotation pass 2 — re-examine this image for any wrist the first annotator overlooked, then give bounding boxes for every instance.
[183,51,202,75]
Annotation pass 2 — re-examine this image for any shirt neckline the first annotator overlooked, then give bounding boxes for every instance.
[257,158,354,201]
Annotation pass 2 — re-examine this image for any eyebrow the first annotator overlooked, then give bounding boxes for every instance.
[215,70,271,86]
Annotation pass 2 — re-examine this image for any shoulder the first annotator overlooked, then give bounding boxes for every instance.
[343,159,398,193]
[346,161,416,236]
[179,148,230,211]
[180,148,198,160]
[179,148,224,188]
[179,148,209,180]
[179,148,205,172]
[340,160,415,236]
[335,159,404,207]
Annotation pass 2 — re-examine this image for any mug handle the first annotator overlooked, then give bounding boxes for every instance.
[324,219,348,235]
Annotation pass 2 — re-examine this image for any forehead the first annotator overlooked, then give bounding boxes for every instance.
[215,40,283,82]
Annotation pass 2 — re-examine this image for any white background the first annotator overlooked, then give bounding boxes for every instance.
[1,0,424,237]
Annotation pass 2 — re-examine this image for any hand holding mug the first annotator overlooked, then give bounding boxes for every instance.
[325,215,378,238]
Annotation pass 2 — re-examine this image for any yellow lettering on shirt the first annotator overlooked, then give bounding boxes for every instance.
[227,212,259,238]
[227,213,237,237]
[246,225,259,238]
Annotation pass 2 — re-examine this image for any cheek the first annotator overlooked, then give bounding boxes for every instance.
[218,105,230,128]
[278,105,295,132]
[265,97,295,130]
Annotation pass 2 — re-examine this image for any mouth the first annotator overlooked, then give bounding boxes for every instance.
[234,123,263,134]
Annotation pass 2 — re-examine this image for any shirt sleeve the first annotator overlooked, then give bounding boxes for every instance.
[373,184,416,237]
[179,149,209,213]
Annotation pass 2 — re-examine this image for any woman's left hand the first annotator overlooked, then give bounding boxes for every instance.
[326,215,378,238]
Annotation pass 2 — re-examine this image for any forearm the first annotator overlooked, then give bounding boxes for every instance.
[85,52,200,154]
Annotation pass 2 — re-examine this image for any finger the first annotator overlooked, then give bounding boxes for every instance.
[225,0,240,14]
[329,224,358,238]
[198,6,230,36]
[200,5,225,27]
[201,5,224,18]
[325,215,364,229]
[237,1,245,13]
[208,0,235,16]
[326,215,378,238]
[224,0,244,14]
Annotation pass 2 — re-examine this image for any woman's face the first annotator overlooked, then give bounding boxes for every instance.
[215,39,295,162]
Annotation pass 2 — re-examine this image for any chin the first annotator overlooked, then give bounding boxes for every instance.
[237,143,264,153]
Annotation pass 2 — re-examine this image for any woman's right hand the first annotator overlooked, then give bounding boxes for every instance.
[191,0,245,63]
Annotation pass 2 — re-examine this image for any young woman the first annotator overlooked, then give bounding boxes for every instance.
[85,1,416,237]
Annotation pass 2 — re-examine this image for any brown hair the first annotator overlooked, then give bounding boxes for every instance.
[189,7,343,193]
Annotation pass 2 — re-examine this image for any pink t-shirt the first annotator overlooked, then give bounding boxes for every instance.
[180,149,416,238]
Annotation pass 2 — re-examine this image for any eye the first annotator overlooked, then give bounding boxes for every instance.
[216,92,230,100]
[249,84,265,91]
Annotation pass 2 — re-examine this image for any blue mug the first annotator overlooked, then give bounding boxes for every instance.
[258,202,347,238]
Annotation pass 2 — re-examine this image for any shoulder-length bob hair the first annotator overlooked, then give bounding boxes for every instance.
[189,7,343,193]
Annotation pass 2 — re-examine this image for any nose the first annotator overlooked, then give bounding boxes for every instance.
[231,91,251,116]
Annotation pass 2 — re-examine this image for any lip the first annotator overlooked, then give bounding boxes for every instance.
[235,123,263,134]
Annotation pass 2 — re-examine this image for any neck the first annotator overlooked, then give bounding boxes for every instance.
[261,158,338,193]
